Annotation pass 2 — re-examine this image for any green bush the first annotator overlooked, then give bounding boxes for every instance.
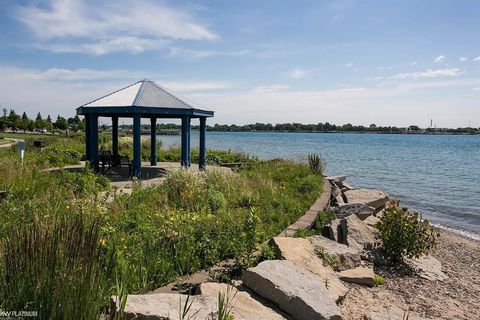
[307,153,326,174]
[314,245,337,269]
[375,205,438,264]
[374,274,385,286]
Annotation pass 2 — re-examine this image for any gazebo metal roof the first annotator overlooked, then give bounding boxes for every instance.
[77,79,214,118]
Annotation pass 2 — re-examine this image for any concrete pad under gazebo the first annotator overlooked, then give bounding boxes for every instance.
[76,79,214,177]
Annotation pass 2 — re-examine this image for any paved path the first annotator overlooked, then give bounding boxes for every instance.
[0,138,20,149]
[45,161,232,193]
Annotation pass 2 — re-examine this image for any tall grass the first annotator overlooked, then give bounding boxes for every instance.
[0,213,112,319]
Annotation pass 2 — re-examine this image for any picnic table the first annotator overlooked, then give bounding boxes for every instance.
[99,150,133,177]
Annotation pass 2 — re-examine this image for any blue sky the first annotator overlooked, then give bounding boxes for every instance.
[0,0,479,127]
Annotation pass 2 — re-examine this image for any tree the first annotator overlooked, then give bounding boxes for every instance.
[35,112,45,130]
[45,115,53,132]
[18,112,30,133]
[54,115,68,130]
[28,120,35,132]
[78,117,85,131]
[7,110,21,132]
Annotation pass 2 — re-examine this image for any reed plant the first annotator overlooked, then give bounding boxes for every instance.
[0,213,112,319]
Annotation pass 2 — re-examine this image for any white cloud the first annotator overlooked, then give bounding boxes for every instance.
[473,56,480,62]
[168,48,250,59]
[459,57,468,62]
[35,37,170,55]
[24,67,148,81]
[0,65,232,118]
[1,65,478,127]
[252,84,290,93]
[189,83,478,126]
[390,68,463,79]
[434,54,446,63]
[410,62,418,66]
[16,0,216,55]
[289,68,307,79]
[345,63,354,67]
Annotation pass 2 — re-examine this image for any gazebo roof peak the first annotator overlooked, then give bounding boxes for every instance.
[81,79,201,110]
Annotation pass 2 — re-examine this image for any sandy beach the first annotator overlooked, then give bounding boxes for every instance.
[341,229,480,319]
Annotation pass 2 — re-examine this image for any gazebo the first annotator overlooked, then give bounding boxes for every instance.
[76,79,214,177]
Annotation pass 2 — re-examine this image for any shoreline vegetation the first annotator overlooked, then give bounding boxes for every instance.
[0,132,323,317]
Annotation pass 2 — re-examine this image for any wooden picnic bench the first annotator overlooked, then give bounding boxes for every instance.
[99,151,133,177]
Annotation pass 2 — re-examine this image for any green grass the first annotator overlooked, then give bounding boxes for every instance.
[0,132,323,318]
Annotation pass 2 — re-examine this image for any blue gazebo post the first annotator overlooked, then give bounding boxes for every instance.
[150,117,157,166]
[112,116,119,157]
[85,115,91,161]
[199,117,207,170]
[90,115,99,172]
[133,115,141,177]
[181,115,191,167]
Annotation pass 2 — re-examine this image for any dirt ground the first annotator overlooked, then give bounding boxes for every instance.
[340,229,480,319]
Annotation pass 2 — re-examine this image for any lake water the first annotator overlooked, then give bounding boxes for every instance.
[157,131,480,238]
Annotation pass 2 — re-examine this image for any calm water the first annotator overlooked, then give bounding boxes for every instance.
[158,132,480,236]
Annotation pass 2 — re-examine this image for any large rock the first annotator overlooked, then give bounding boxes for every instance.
[242,260,343,320]
[337,266,375,287]
[325,175,346,183]
[308,235,361,271]
[335,203,375,220]
[340,215,376,252]
[111,292,216,320]
[408,255,448,282]
[341,182,354,191]
[335,194,345,205]
[344,189,388,211]
[328,219,342,242]
[363,215,380,227]
[270,237,348,302]
[200,283,288,320]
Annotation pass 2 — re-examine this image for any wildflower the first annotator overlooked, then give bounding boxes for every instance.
[99,239,106,246]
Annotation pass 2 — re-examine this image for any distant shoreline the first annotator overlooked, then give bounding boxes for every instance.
[183,130,480,136]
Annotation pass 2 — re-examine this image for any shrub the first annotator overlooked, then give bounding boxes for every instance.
[307,153,326,175]
[375,205,438,264]
[374,274,385,286]
[293,228,317,238]
[314,210,336,231]
[314,245,337,269]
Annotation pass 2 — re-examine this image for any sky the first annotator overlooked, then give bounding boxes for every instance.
[0,0,479,127]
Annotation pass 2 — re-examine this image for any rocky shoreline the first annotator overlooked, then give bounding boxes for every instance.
[111,176,480,320]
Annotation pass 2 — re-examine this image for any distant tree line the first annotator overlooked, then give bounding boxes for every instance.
[0,107,84,133]
[0,107,478,135]
[201,122,480,134]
